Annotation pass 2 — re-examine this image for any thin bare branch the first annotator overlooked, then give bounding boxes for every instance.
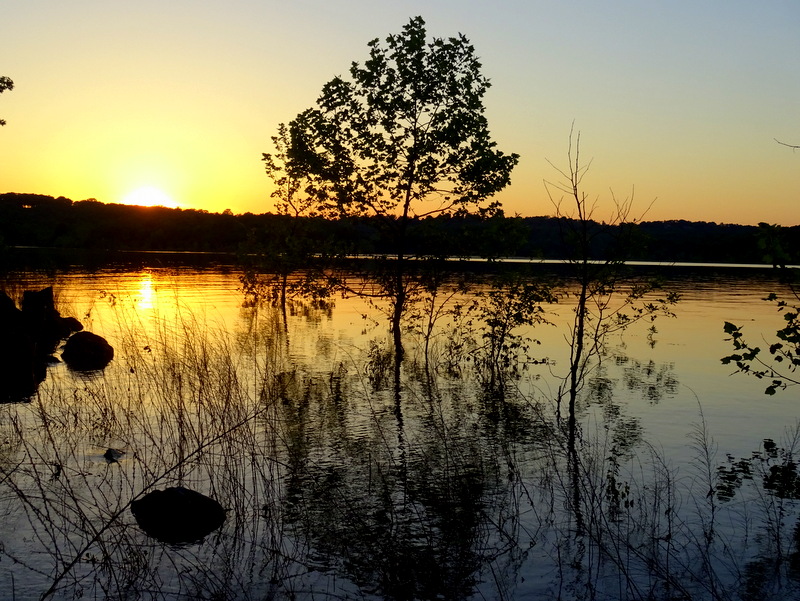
[775,138,800,150]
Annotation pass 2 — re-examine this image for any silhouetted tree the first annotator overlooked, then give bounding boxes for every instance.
[243,124,336,326]
[270,16,519,358]
[0,76,13,126]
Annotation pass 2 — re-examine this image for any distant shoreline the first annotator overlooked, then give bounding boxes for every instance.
[2,193,798,266]
[4,246,796,272]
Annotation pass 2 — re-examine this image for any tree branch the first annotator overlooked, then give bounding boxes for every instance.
[775,138,800,150]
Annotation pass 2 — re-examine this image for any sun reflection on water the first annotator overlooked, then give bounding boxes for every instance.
[137,273,154,310]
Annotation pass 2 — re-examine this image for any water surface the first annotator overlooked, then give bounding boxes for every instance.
[1,258,798,600]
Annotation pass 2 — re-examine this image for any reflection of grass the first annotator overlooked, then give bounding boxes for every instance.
[540,411,800,601]
[0,294,799,600]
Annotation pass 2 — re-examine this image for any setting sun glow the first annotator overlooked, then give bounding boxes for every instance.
[2,4,799,224]
[121,186,180,209]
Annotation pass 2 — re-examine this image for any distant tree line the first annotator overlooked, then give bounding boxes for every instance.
[0,192,797,265]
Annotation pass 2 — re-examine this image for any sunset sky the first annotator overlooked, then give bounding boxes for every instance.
[2,1,798,225]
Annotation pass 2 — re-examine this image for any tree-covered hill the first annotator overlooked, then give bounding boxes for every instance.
[1,192,797,264]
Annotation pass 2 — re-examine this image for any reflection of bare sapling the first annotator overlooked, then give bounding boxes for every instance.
[619,357,679,403]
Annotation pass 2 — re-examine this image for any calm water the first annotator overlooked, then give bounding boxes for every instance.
[1,258,799,600]
[31,262,795,456]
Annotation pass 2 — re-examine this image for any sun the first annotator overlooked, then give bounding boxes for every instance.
[121,186,180,209]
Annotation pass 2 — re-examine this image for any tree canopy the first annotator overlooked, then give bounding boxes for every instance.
[268,16,519,228]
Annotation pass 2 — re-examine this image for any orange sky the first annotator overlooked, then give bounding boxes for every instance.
[1,1,799,225]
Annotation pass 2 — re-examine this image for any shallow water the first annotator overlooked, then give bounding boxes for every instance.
[1,257,799,600]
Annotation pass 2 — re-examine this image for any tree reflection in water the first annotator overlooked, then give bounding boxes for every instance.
[271,295,657,600]
[278,363,513,600]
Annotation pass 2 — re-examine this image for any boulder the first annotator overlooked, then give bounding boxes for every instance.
[103,448,125,463]
[0,290,17,316]
[0,287,86,401]
[62,331,114,371]
[61,316,84,334]
[1,290,45,401]
[131,487,226,544]
[22,287,82,354]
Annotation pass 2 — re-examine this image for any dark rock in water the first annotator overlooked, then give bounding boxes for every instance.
[62,331,114,371]
[22,287,81,354]
[0,331,42,401]
[0,290,47,401]
[103,448,125,462]
[131,487,226,544]
[62,316,84,334]
[0,287,86,401]
[21,286,54,309]
[0,291,17,316]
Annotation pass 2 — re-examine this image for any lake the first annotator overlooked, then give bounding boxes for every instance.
[1,253,799,600]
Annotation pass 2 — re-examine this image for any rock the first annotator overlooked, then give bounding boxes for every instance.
[21,287,65,354]
[21,286,56,318]
[21,287,83,348]
[0,332,42,401]
[61,316,84,334]
[0,290,17,316]
[103,448,125,462]
[0,290,44,401]
[62,331,114,371]
[131,487,226,544]
[0,287,86,401]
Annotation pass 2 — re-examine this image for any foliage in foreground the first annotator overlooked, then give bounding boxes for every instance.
[722,224,800,394]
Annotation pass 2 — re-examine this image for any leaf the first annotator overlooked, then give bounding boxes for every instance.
[724,321,741,333]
